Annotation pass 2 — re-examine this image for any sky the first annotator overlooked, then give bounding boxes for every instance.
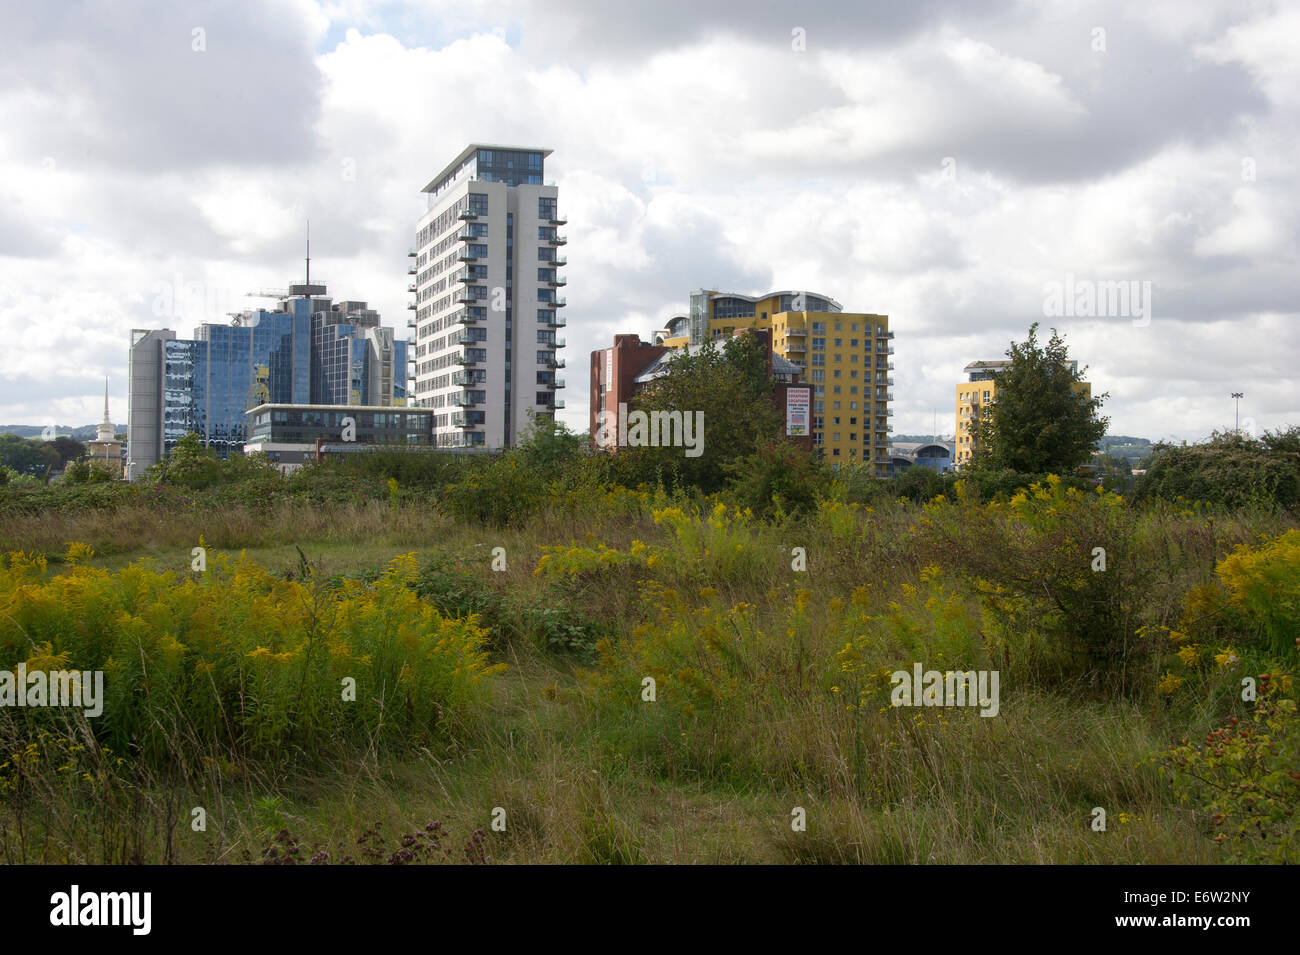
[1,0,1296,443]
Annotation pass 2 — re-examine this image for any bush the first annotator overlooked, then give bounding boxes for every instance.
[0,548,503,766]
[724,440,829,518]
[1137,430,1300,511]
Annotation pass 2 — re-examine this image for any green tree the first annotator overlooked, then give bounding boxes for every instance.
[45,436,85,466]
[0,433,59,477]
[518,410,584,468]
[145,432,224,488]
[970,323,1109,474]
[617,333,784,492]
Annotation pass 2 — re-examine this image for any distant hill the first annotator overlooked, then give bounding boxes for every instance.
[1097,435,1154,464]
[1,424,103,441]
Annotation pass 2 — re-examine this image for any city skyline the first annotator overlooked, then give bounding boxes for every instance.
[1,0,1296,443]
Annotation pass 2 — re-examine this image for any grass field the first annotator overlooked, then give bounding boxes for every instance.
[1,476,1296,864]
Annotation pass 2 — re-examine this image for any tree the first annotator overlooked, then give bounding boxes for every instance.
[970,323,1109,474]
[518,410,584,468]
[0,433,60,477]
[145,432,224,488]
[618,332,784,492]
[45,436,85,467]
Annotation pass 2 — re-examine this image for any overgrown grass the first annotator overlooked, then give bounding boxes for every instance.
[0,477,1296,863]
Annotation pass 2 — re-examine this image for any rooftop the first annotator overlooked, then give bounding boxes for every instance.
[422,143,554,194]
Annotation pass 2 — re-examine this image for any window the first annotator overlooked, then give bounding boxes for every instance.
[539,197,557,220]
[468,194,488,215]
[811,369,825,382]
[833,401,841,410]
[812,337,825,350]
[834,338,842,347]
[833,416,840,426]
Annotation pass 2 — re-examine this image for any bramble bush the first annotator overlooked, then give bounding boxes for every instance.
[1163,675,1299,863]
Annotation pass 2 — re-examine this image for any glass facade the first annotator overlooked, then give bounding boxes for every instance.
[474,148,544,186]
[156,288,405,460]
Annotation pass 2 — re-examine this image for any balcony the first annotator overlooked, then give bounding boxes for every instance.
[457,228,478,241]
[549,213,567,225]
[449,393,475,407]
[544,314,566,328]
[408,248,417,257]
[553,377,566,388]
[783,342,806,353]
[450,308,481,325]
[545,399,566,410]
[548,256,567,267]
[455,331,485,345]
[406,319,417,329]
[451,413,483,428]
[552,296,567,307]
[875,345,895,355]
[458,209,478,220]
[546,234,568,246]
[452,351,475,365]
[451,371,480,386]
[457,249,480,262]
[455,290,482,303]
[454,268,478,283]
[784,327,807,337]
[407,265,417,275]
[538,337,565,349]
[543,356,566,369]
[548,276,567,287]
[878,330,895,339]
[407,302,416,310]
[407,284,417,293]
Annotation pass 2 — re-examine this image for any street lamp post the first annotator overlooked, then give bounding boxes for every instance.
[1231,392,1243,434]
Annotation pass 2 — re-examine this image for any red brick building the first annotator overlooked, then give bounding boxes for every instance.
[589,334,668,441]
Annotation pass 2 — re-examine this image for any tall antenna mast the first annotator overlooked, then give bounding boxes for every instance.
[306,219,311,287]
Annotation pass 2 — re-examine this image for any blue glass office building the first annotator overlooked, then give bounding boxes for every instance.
[130,283,407,477]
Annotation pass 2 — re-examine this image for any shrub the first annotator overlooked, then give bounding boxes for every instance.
[1163,675,1299,862]
[0,549,503,766]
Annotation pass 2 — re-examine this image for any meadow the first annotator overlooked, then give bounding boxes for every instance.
[0,454,1296,865]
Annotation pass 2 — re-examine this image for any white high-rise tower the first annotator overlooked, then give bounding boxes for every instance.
[409,145,566,448]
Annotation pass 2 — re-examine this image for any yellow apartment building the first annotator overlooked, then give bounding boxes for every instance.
[678,289,894,476]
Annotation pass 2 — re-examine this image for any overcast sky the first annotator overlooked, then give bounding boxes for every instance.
[1,0,1296,442]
